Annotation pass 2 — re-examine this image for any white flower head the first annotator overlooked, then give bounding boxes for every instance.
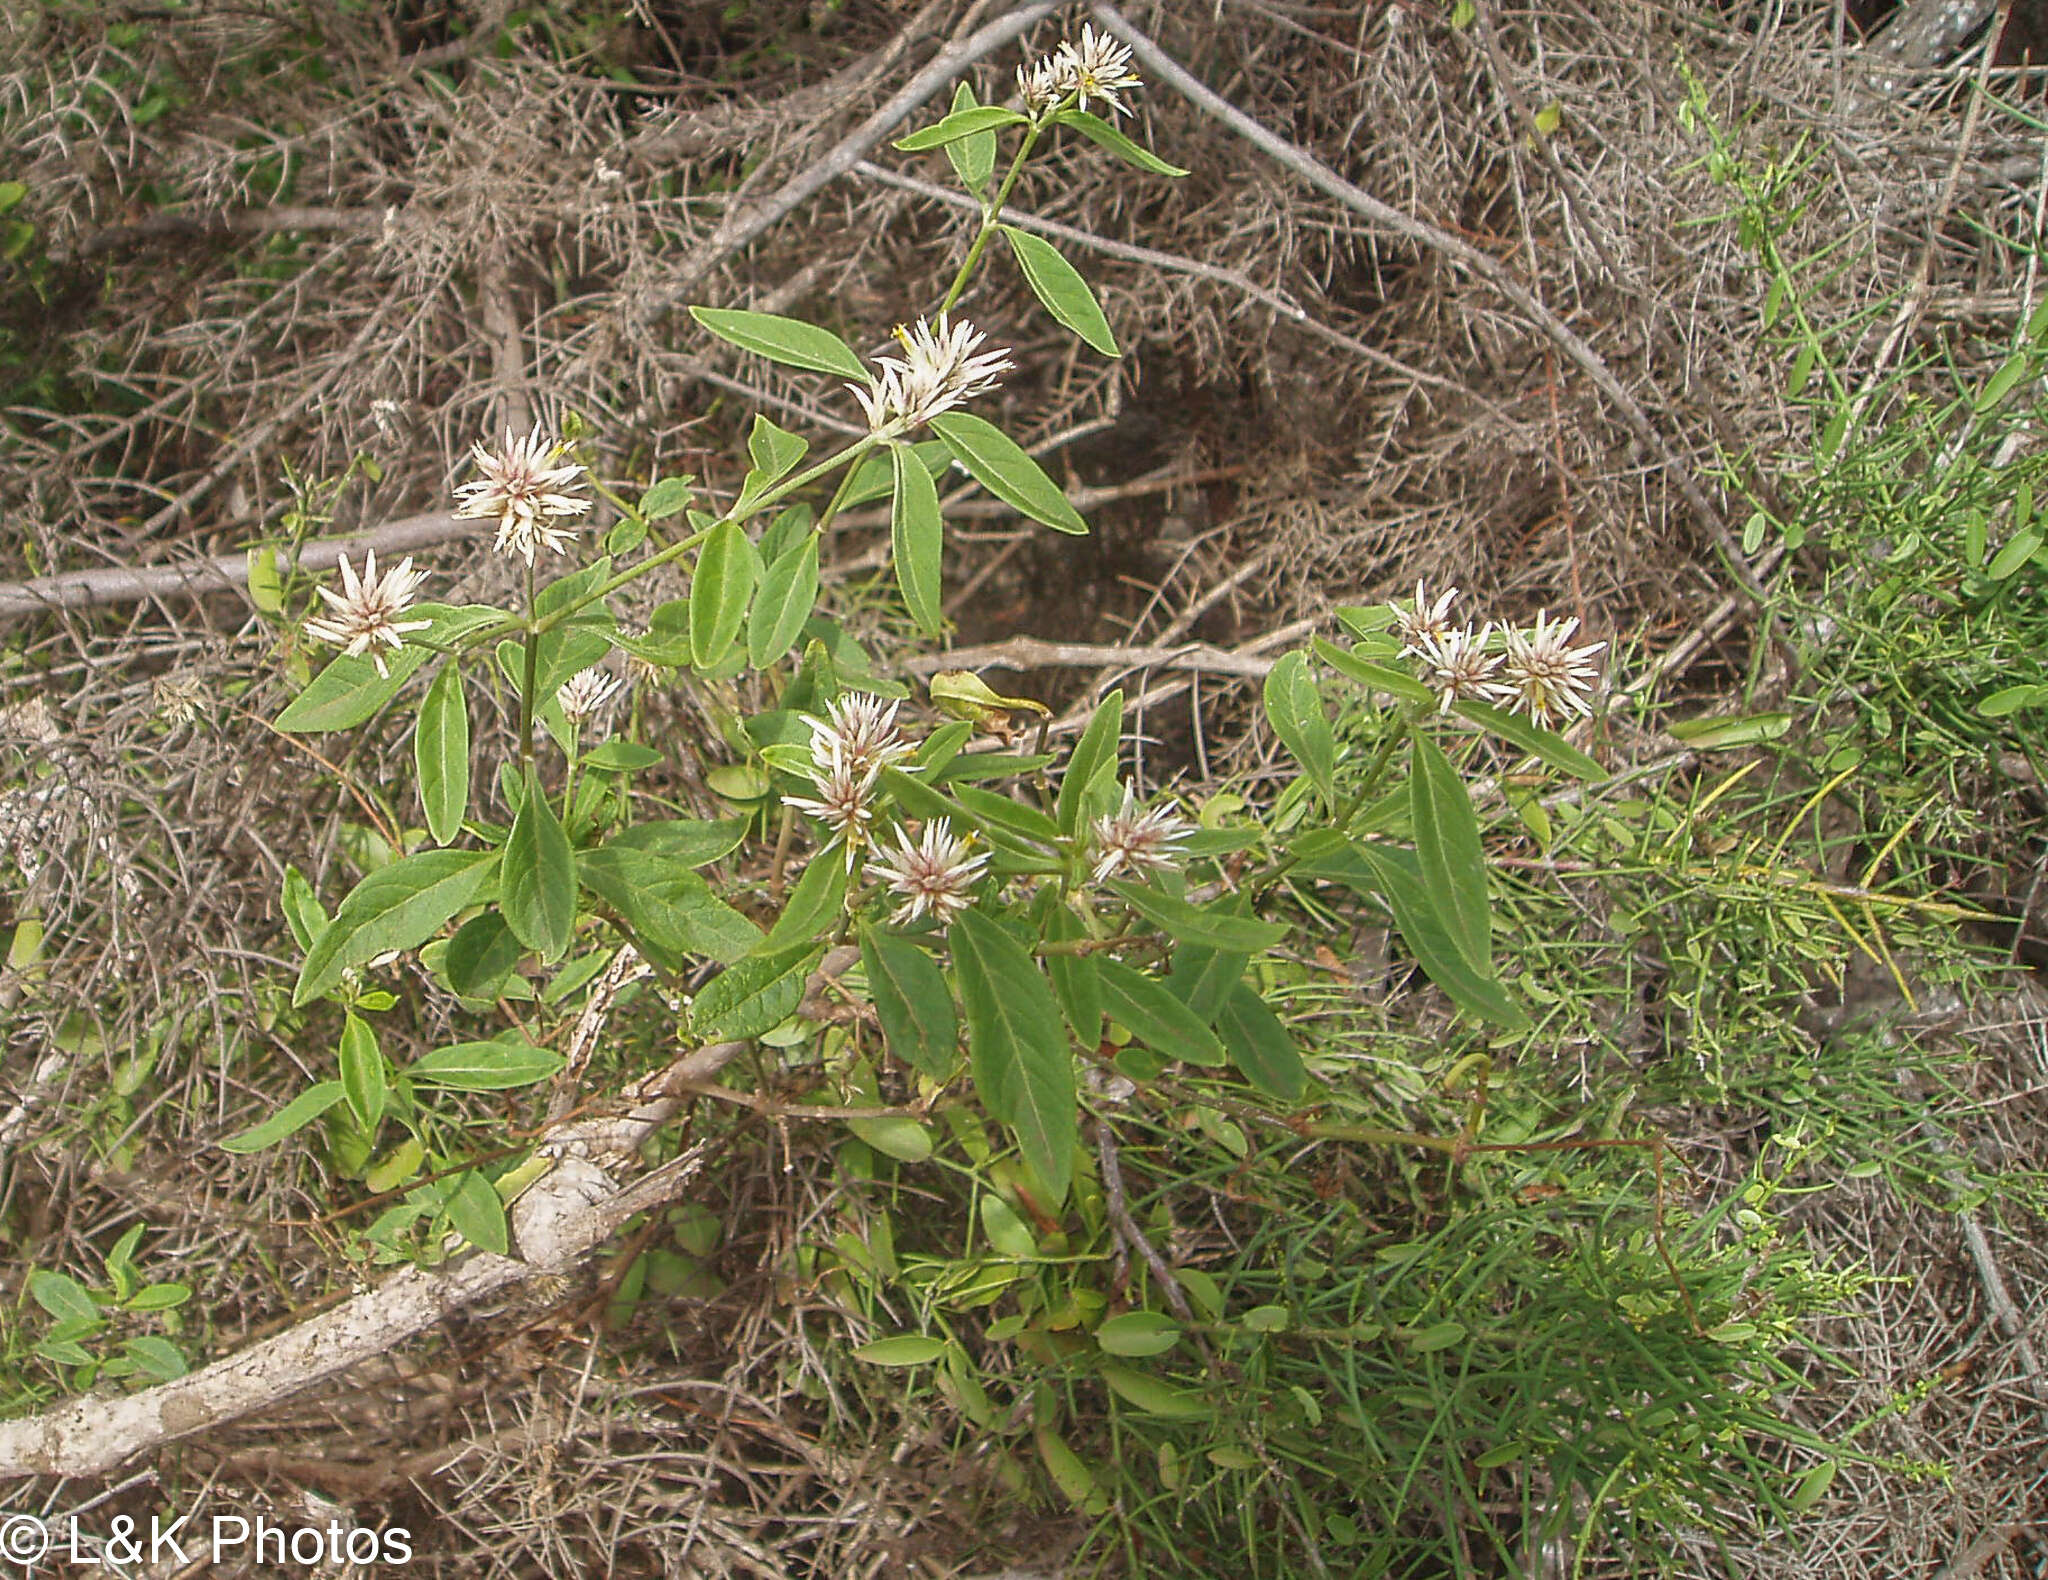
[1413,623,1514,714]
[805,692,914,779]
[302,551,433,677]
[1391,580,1461,657]
[868,817,989,927]
[152,672,208,729]
[1089,784,1195,885]
[1500,611,1607,727]
[1052,24,1143,117]
[849,315,1012,436]
[786,744,883,870]
[556,666,623,726]
[453,423,592,567]
[1017,55,1064,114]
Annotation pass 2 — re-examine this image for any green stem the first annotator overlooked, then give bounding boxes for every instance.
[533,438,877,636]
[517,560,539,770]
[938,121,1045,317]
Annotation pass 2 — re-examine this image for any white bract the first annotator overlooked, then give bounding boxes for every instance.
[1414,623,1513,714]
[301,551,432,678]
[453,423,592,566]
[1089,785,1195,884]
[849,316,1012,436]
[556,666,623,726]
[869,818,989,927]
[1052,24,1143,117]
[1500,611,1606,726]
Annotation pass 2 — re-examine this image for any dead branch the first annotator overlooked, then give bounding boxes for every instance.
[0,1030,754,1481]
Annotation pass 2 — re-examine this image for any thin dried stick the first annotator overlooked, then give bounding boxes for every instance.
[898,634,1278,681]
[636,3,1060,319]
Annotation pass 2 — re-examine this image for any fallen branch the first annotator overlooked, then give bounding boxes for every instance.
[0,1032,752,1481]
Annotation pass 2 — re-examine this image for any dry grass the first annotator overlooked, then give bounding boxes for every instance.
[3,0,2047,1573]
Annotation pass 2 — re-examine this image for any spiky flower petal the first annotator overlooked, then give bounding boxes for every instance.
[1390,580,1462,657]
[869,817,989,927]
[453,423,592,566]
[1500,611,1606,727]
[1052,24,1143,117]
[804,692,915,779]
[786,746,882,869]
[848,316,1013,436]
[1089,784,1195,885]
[556,666,623,726]
[302,551,433,677]
[1017,56,1064,114]
[1413,623,1514,714]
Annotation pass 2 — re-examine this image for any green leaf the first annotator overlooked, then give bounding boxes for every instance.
[1002,227,1118,357]
[220,1081,348,1153]
[1099,1362,1210,1419]
[1788,1460,1838,1516]
[444,1170,508,1255]
[503,774,576,962]
[605,817,751,868]
[1978,351,2031,413]
[641,475,694,519]
[278,604,500,733]
[893,104,1027,150]
[747,412,809,482]
[1097,959,1226,1065]
[123,1283,191,1313]
[929,412,1088,535]
[338,1012,386,1132]
[295,849,499,1005]
[1348,842,1530,1031]
[415,663,471,844]
[122,1336,187,1381]
[28,1270,100,1326]
[692,944,822,1042]
[1040,897,1102,1049]
[408,1039,565,1090]
[277,645,431,734]
[690,519,759,671]
[280,865,328,954]
[1263,650,1334,803]
[750,531,821,666]
[1979,683,2048,718]
[980,1192,1038,1257]
[951,910,1074,1203]
[1409,726,1491,976]
[1057,689,1123,836]
[763,849,849,949]
[1665,711,1794,748]
[944,81,998,189]
[1096,1311,1183,1357]
[582,740,662,772]
[1312,637,1435,705]
[850,1113,934,1163]
[1989,527,2042,581]
[688,307,868,379]
[444,911,521,997]
[1052,109,1190,176]
[1107,881,1288,952]
[853,1335,948,1366]
[577,846,762,967]
[891,441,946,636]
[1451,699,1604,779]
[1215,982,1307,1101]
[0,181,26,215]
[860,925,959,1080]
[1165,939,1248,1024]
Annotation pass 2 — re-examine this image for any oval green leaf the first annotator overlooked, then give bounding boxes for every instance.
[220,1081,348,1153]
[688,306,868,380]
[504,776,575,962]
[408,1039,565,1090]
[1002,227,1118,357]
[891,441,946,636]
[415,662,470,844]
[929,411,1088,535]
[295,850,499,1005]
[1097,1311,1184,1358]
